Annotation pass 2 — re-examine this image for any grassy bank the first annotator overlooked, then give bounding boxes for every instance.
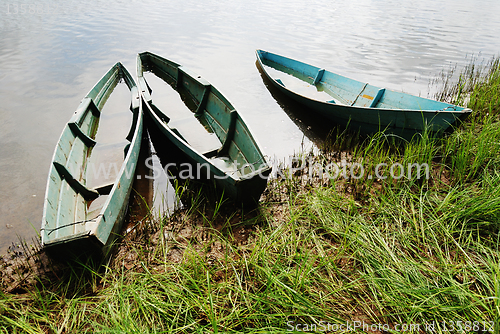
[2,57,500,333]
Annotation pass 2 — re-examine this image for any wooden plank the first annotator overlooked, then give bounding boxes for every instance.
[53,162,99,201]
[217,110,237,157]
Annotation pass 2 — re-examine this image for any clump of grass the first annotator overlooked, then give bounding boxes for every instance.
[433,55,500,121]
[442,117,500,182]
[300,174,500,325]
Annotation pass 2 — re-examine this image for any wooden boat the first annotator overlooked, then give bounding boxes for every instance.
[41,63,143,259]
[137,52,271,205]
[256,49,472,137]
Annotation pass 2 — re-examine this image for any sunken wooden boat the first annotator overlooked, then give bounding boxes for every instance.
[137,52,271,205]
[256,49,472,136]
[41,63,143,259]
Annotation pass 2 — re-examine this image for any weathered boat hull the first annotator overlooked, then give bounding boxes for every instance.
[41,63,143,259]
[137,52,271,205]
[256,49,471,137]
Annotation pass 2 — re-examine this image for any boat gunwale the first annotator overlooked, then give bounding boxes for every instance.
[92,64,143,246]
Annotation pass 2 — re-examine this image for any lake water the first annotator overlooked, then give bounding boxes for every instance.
[1,0,499,254]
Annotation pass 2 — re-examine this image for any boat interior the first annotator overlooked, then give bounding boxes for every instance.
[139,53,265,178]
[258,50,459,111]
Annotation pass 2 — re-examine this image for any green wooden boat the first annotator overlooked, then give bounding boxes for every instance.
[137,52,271,205]
[256,49,472,137]
[41,63,143,259]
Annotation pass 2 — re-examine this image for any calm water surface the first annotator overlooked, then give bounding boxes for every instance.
[1,0,499,253]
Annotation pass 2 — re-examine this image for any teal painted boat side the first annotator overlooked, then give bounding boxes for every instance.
[41,63,143,258]
[256,49,471,135]
[137,52,271,205]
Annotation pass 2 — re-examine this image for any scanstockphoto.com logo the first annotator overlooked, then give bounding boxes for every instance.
[276,156,430,181]
[67,156,430,182]
[286,320,495,332]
